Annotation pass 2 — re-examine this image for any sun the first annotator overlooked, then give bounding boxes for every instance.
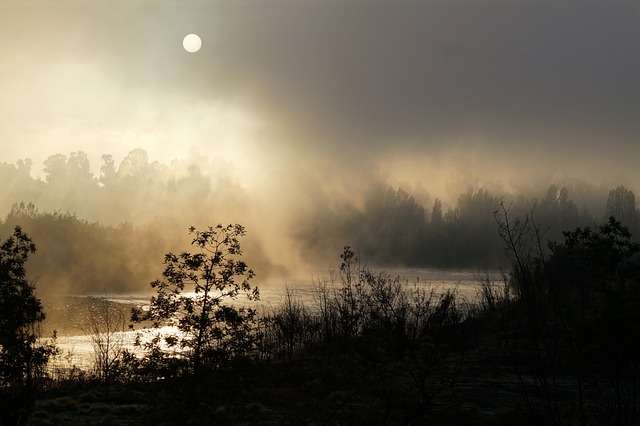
[183,34,202,53]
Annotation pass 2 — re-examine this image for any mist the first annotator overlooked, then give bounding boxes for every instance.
[0,1,638,293]
[1,148,638,297]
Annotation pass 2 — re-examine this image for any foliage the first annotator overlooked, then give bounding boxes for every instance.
[606,185,640,234]
[294,182,608,268]
[257,246,469,418]
[474,268,512,314]
[258,287,313,363]
[132,225,259,378]
[0,202,167,294]
[0,227,57,425]
[495,200,640,424]
[549,216,640,296]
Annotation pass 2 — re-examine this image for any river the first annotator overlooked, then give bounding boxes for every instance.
[41,268,499,372]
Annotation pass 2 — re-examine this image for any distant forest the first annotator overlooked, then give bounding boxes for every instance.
[296,182,640,268]
[1,149,639,293]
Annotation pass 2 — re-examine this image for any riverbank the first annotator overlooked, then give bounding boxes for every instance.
[29,327,534,426]
[39,269,487,372]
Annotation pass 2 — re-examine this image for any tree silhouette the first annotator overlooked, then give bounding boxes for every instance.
[0,227,56,425]
[133,225,259,378]
[606,185,639,233]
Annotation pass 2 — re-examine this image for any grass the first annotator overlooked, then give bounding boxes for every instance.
[29,383,152,426]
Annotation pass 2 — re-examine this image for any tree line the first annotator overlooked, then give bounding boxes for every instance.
[0,185,638,296]
[296,183,640,268]
[2,149,639,273]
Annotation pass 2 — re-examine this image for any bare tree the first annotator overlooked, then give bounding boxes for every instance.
[85,295,127,398]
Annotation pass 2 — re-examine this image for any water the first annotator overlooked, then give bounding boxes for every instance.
[42,268,496,372]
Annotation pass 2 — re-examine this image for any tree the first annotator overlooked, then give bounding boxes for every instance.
[539,185,580,238]
[606,185,639,233]
[431,198,443,226]
[496,202,640,424]
[133,224,259,378]
[549,216,640,303]
[99,154,117,187]
[447,188,502,266]
[86,296,127,399]
[42,151,94,186]
[0,227,55,425]
[357,186,428,265]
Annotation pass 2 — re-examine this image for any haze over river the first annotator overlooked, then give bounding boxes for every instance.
[42,268,495,371]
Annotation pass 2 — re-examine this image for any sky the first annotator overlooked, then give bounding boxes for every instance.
[0,0,638,209]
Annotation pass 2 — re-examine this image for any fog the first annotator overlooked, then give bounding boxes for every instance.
[0,1,638,293]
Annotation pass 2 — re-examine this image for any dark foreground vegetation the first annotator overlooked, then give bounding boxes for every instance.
[2,205,640,425]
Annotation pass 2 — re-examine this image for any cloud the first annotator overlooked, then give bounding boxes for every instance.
[0,0,638,214]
